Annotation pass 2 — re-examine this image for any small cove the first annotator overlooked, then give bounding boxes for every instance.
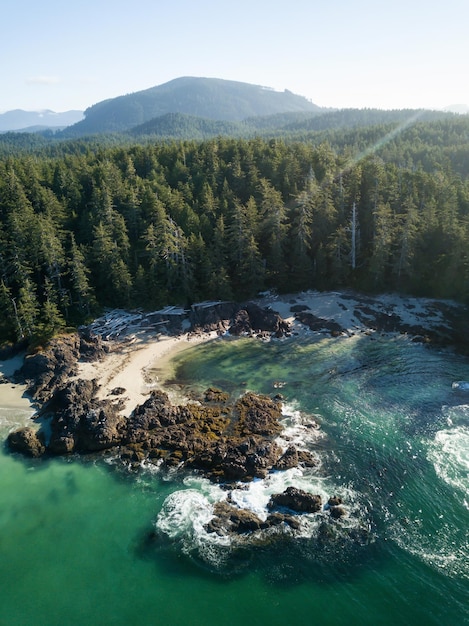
[1,330,469,625]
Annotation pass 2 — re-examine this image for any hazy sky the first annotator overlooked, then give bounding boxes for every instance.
[2,0,468,112]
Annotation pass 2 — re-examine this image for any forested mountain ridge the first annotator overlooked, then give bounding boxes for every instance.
[62,77,322,136]
[1,113,469,346]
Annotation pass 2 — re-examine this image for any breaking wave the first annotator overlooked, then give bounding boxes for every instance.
[153,402,372,573]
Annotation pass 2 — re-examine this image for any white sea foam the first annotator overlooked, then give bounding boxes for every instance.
[154,460,368,570]
[388,423,469,580]
[428,426,469,496]
[155,489,221,541]
[153,402,369,566]
[276,402,324,453]
[0,407,36,436]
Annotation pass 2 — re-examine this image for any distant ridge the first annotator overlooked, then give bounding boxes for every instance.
[64,77,322,136]
[0,109,83,132]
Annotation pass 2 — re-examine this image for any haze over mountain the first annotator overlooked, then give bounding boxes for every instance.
[63,77,322,136]
[1,77,466,138]
[0,109,83,132]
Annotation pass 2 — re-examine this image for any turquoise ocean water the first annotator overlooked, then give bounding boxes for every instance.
[1,332,469,625]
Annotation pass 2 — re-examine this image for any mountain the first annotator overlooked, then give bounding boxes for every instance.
[0,109,83,132]
[130,112,245,139]
[64,77,322,136]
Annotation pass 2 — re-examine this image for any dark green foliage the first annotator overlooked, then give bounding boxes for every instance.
[1,119,469,345]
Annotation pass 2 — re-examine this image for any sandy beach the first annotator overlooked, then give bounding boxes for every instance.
[0,353,35,432]
[0,289,464,424]
[76,330,219,415]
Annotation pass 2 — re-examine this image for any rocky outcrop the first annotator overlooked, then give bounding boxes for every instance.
[48,379,126,454]
[188,300,291,338]
[189,301,238,333]
[122,390,285,481]
[229,303,291,338]
[7,386,296,483]
[14,329,110,405]
[294,312,345,337]
[268,487,323,513]
[7,427,46,457]
[204,501,301,536]
[17,334,81,403]
[203,488,349,538]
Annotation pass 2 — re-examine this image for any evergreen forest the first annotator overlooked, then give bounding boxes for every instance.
[1,114,469,345]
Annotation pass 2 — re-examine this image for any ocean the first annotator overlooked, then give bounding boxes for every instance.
[1,331,469,625]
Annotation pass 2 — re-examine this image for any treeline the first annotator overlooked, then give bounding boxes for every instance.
[1,129,468,344]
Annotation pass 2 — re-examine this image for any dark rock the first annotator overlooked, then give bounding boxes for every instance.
[297,450,318,467]
[189,301,238,333]
[328,495,342,507]
[329,505,347,519]
[205,502,306,537]
[234,392,283,438]
[229,309,252,336]
[124,390,285,482]
[274,445,299,470]
[48,379,125,454]
[268,487,322,513]
[290,304,310,313]
[294,312,345,336]
[109,387,126,396]
[205,501,264,534]
[264,512,301,530]
[229,303,291,337]
[18,334,81,403]
[7,427,46,457]
[204,387,229,403]
[78,329,109,362]
[191,436,283,482]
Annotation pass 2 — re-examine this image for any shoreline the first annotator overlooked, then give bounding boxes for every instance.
[1,289,467,427]
[0,353,35,431]
[76,330,219,415]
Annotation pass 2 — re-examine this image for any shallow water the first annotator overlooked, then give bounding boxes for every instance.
[1,333,469,625]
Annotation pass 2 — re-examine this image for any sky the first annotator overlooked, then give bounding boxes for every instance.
[2,0,468,113]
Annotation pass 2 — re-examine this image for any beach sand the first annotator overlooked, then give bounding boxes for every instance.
[76,330,218,415]
[0,354,35,432]
[0,290,462,423]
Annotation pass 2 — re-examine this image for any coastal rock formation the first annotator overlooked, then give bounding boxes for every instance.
[229,303,291,338]
[202,488,348,538]
[7,426,46,457]
[122,390,285,481]
[48,379,125,454]
[204,501,301,536]
[7,385,297,483]
[14,330,110,405]
[18,334,81,403]
[188,300,291,337]
[294,312,345,337]
[268,487,323,513]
